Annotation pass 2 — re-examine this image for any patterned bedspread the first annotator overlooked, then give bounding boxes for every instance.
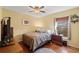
[23,32,51,51]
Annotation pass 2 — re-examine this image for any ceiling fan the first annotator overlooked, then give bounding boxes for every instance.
[29,6,46,14]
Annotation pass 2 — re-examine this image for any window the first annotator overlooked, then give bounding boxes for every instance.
[55,16,70,38]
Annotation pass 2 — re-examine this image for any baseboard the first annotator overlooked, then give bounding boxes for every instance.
[13,34,23,42]
[17,39,22,42]
[68,44,79,49]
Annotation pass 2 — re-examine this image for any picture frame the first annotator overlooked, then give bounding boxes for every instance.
[23,19,30,25]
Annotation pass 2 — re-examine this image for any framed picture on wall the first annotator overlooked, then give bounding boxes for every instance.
[23,19,30,25]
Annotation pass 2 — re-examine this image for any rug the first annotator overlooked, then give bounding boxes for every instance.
[34,48,55,53]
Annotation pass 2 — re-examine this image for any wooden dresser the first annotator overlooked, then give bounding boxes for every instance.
[0,39,23,53]
[51,34,63,45]
[51,34,67,46]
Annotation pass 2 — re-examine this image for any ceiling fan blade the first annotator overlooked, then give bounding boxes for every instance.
[40,6,44,9]
[40,11,45,13]
[29,11,33,12]
[29,6,34,8]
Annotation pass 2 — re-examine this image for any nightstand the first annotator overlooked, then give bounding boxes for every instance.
[62,37,68,46]
[62,41,67,46]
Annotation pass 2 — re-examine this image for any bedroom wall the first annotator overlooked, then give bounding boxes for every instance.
[2,8,44,42]
[0,7,2,41]
[42,7,79,48]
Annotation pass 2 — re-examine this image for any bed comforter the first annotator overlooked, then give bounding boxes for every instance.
[23,32,51,51]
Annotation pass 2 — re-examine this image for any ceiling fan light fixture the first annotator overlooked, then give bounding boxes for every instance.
[29,6,45,14]
[33,9,40,14]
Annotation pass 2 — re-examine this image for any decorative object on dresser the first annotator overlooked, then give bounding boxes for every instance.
[0,17,14,47]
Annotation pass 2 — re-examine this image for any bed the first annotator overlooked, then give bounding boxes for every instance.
[23,32,51,51]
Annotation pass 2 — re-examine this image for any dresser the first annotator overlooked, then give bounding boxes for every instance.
[51,34,63,45]
[51,34,67,46]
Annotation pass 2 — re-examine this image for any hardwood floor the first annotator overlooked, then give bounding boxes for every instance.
[44,43,79,53]
[19,42,79,53]
[19,42,29,53]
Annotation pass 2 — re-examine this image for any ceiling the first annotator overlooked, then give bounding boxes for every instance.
[3,6,77,17]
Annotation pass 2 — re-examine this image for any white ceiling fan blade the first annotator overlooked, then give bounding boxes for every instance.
[29,6,34,8]
[40,6,44,9]
[29,11,33,12]
[40,11,46,13]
